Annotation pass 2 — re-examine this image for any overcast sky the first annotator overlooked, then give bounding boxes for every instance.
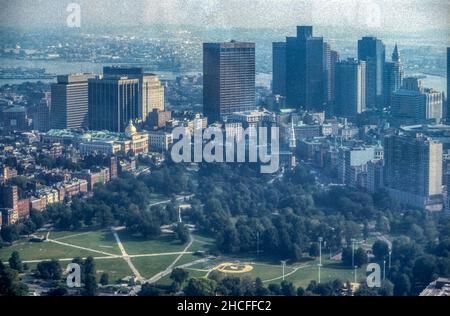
[0,0,448,33]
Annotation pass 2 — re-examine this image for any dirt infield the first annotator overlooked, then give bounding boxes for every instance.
[215,262,254,274]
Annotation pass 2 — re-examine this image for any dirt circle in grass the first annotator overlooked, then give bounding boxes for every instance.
[215,262,254,274]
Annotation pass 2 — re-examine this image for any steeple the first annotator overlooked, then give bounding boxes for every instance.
[392,44,400,63]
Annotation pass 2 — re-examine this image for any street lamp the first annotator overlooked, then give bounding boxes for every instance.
[383,260,386,281]
[354,266,358,284]
[318,237,323,284]
[281,260,287,281]
[388,250,392,270]
[351,238,356,268]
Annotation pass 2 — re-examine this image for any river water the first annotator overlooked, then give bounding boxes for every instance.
[0,58,447,95]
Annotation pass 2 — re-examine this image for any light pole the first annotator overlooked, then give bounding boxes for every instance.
[318,237,323,284]
[281,260,287,281]
[354,266,358,284]
[256,231,260,256]
[351,238,356,268]
[383,260,386,281]
[388,251,392,270]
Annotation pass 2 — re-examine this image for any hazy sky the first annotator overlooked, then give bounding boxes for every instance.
[0,0,449,33]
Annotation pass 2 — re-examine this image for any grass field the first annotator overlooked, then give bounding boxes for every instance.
[131,255,179,279]
[0,240,101,262]
[0,226,367,290]
[118,232,187,256]
[95,258,133,283]
[51,230,122,256]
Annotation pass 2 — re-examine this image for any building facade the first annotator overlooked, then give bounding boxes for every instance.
[51,74,95,130]
[286,26,325,111]
[335,58,366,118]
[88,75,140,132]
[272,42,287,97]
[384,133,443,211]
[358,37,386,110]
[203,41,256,122]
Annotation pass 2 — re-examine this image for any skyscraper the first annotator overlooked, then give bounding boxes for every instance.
[203,41,256,122]
[33,92,51,132]
[358,37,386,110]
[286,26,325,110]
[51,74,95,130]
[384,44,404,107]
[272,42,286,97]
[103,66,165,122]
[391,77,443,126]
[384,133,443,211]
[447,47,449,121]
[335,58,366,118]
[88,74,140,133]
[323,43,340,108]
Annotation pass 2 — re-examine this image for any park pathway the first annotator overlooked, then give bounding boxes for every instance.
[112,228,144,283]
[146,234,194,284]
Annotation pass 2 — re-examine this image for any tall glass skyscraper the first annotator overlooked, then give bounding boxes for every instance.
[286,26,325,111]
[50,74,96,130]
[103,66,165,122]
[384,44,404,108]
[272,42,286,97]
[203,41,256,122]
[358,37,386,110]
[335,58,366,118]
[88,74,140,133]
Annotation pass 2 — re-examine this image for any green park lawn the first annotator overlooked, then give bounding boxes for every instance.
[131,255,179,279]
[95,258,133,283]
[0,240,101,262]
[118,232,187,256]
[50,230,122,256]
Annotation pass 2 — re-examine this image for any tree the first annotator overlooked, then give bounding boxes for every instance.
[372,240,390,261]
[36,260,61,280]
[341,247,353,267]
[268,283,281,295]
[46,287,68,296]
[280,281,296,296]
[8,251,23,273]
[100,273,109,286]
[174,223,190,244]
[83,257,97,296]
[354,248,368,267]
[309,243,320,258]
[1,225,19,243]
[393,274,411,296]
[413,255,438,288]
[0,261,28,296]
[170,268,189,289]
[184,278,216,296]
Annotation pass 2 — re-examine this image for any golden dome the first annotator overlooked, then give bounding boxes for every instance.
[125,120,137,137]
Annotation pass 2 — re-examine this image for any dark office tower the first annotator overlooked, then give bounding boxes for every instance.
[88,75,140,132]
[286,26,324,110]
[103,66,165,122]
[203,41,256,122]
[384,44,404,107]
[358,37,386,110]
[51,74,95,130]
[323,43,340,106]
[391,77,443,126]
[447,47,449,121]
[335,59,366,118]
[272,42,286,96]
